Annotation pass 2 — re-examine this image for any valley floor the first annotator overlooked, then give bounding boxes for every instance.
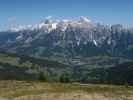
[0,81,133,100]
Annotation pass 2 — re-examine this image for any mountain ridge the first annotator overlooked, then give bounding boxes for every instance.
[0,16,133,63]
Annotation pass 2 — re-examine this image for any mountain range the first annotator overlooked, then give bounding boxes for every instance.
[0,16,133,65]
[0,16,133,84]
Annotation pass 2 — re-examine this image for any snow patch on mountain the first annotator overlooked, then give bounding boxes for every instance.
[10,16,95,32]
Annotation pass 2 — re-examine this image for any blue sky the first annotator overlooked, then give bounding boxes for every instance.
[0,0,133,31]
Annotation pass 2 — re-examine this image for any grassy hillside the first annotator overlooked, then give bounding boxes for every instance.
[0,51,133,85]
[0,51,71,80]
[0,81,133,100]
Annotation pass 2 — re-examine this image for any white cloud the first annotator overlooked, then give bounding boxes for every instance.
[45,16,52,19]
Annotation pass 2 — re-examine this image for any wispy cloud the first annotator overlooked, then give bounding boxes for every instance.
[7,16,18,28]
[8,16,17,23]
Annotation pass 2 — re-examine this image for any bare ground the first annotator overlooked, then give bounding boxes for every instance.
[13,92,133,100]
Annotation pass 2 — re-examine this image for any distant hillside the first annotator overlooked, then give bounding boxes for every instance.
[0,51,133,85]
[84,61,133,85]
[0,51,71,80]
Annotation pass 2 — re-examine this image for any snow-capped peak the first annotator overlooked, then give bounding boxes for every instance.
[79,16,91,23]
[10,16,94,32]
